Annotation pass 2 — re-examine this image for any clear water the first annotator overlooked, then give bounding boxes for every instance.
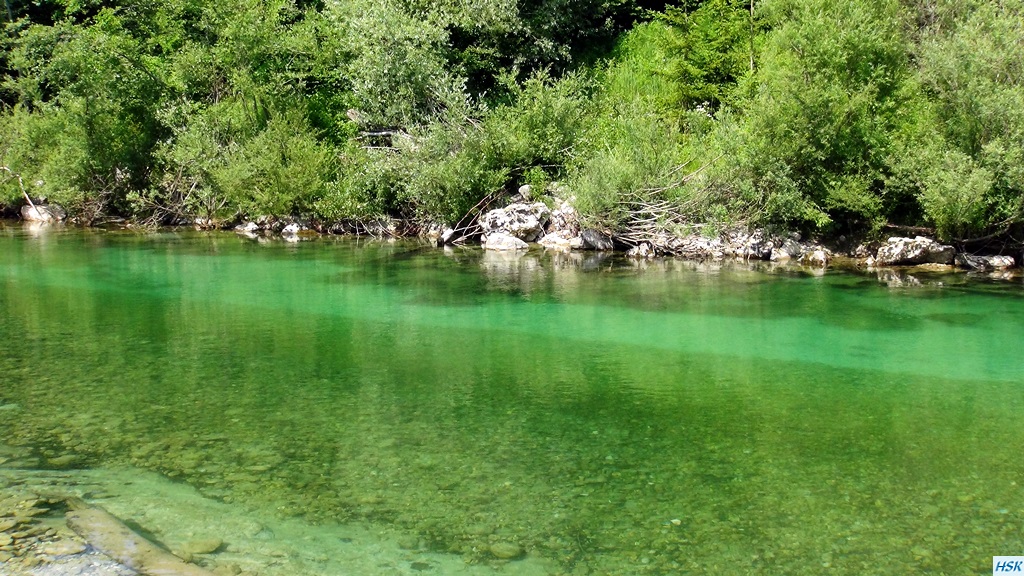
[2,223,1024,575]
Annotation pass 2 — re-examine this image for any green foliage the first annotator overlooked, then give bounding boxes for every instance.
[568,22,692,230]
[661,0,759,110]
[704,0,913,232]
[2,0,1023,246]
[888,0,1024,240]
[398,71,591,224]
[321,0,466,127]
[313,144,402,221]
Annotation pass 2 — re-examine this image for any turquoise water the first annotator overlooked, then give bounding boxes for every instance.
[2,223,1024,575]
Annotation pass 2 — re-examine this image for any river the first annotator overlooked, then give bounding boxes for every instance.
[1,223,1023,575]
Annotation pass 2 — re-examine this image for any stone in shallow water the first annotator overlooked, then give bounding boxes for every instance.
[182,537,224,555]
[40,539,88,556]
[489,542,523,559]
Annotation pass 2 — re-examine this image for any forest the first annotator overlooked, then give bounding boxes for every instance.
[1,0,1022,248]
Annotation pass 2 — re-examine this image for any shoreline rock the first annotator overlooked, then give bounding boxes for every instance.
[871,236,955,266]
[20,204,66,223]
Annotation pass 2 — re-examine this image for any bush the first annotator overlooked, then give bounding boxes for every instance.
[888,0,1024,240]
[703,0,913,233]
[394,70,590,224]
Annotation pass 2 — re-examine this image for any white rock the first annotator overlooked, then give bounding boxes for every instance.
[538,233,573,250]
[480,203,550,242]
[875,236,954,265]
[21,204,66,222]
[801,249,831,267]
[482,233,529,251]
[626,242,654,259]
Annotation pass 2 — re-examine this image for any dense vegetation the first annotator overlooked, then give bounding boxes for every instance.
[1,0,1022,246]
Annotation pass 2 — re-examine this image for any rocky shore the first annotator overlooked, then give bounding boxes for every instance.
[9,188,1021,278]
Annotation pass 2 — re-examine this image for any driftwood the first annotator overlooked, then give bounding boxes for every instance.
[441,190,505,245]
[610,155,728,255]
[65,498,216,576]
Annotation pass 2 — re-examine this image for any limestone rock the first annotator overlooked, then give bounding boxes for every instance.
[548,197,580,239]
[40,539,88,556]
[482,233,529,251]
[875,236,955,266]
[770,238,803,261]
[955,253,1016,271]
[20,204,66,222]
[723,229,774,260]
[480,202,550,242]
[626,242,654,259]
[66,500,216,576]
[801,248,831,267]
[536,231,577,250]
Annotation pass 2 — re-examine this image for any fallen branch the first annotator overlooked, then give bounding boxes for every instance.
[1,166,36,210]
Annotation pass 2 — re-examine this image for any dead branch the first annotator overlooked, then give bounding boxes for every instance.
[1,166,36,210]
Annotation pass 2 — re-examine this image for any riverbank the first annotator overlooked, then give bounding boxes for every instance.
[4,212,1021,284]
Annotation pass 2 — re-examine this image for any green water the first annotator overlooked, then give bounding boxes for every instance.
[2,223,1024,575]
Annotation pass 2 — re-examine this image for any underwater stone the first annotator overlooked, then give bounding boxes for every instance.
[489,542,523,559]
[40,539,88,556]
[182,537,224,555]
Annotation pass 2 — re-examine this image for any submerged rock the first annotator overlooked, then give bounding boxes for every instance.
[489,542,523,559]
[65,499,216,576]
[181,537,224,555]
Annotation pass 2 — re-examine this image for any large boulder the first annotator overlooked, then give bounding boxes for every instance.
[21,204,66,222]
[874,236,955,266]
[479,202,550,242]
